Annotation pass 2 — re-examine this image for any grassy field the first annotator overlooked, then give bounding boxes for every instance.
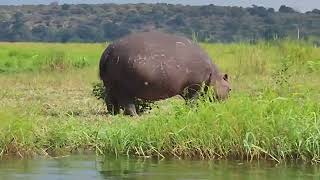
[0,40,319,163]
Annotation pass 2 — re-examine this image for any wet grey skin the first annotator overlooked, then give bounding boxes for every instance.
[99,31,231,116]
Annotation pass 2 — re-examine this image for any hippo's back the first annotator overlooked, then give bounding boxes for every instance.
[114,31,212,65]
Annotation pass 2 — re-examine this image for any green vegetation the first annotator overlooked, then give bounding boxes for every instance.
[0,4,320,43]
[0,41,319,164]
[0,42,105,73]
[92,81,154,114]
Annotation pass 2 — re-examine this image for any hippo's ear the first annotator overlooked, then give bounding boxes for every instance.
[223,74,228,81]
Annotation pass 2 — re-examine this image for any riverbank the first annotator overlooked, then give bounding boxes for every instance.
[0,41,319,163]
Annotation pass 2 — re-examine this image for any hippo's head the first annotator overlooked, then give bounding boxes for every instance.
[210,73,231,101]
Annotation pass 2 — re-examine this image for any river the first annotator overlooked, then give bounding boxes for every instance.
[0,155,319,180]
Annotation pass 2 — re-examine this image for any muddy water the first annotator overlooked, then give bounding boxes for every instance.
[0,155,319,180]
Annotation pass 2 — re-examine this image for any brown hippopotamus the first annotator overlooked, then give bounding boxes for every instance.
[99,31,231,116]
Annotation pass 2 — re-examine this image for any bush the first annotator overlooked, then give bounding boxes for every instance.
[92,81,154,114]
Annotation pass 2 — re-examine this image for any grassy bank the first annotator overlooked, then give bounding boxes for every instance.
[0,40,319,163]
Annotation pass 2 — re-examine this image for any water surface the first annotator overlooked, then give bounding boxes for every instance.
[0,155,319,180]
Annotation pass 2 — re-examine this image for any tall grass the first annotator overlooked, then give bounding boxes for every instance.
[0,40,319,163]
[0,42,106,73]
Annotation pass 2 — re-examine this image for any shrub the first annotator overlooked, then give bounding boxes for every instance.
[92,81,154,114]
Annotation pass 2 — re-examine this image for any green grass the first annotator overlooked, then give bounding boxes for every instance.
[0,42,106,73]
[0,40,319,163]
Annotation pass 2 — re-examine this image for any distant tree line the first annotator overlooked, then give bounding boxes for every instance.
[0,3,320,43]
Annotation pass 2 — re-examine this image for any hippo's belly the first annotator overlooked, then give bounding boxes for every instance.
[133,80,184,101]
[119,66,187,101]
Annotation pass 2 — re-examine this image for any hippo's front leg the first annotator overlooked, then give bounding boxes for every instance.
[180,85,200,103]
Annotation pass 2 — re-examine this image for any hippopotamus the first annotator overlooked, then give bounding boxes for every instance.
[99,31,231,116]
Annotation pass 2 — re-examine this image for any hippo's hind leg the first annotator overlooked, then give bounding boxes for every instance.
[105,86,120,115]
[105,84,137,116]
[106,95,120,115]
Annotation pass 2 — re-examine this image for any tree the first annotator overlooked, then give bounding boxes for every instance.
[279,5,297,13]
[61,4,70,10]
[57,29,74,43]
[263,26,285,40]
[167,14,185,26]
[31,25,49,41]
[248,5,268,17]
[0,3,319,42]
[311,9,320,14]
[267,8,275,13]
[0,22,11,41]
[9,12,32,41]
[102,22,130,40]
